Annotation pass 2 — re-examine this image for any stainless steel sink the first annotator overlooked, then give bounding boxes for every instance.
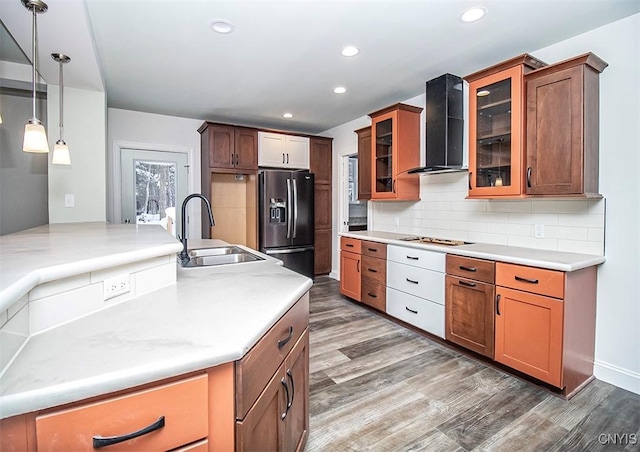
[180,246,264,267]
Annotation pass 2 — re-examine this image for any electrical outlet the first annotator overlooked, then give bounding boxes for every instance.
[393,217,400,226]
[534,224,545,238]
[64,194,75,208]
[103,274,131,300]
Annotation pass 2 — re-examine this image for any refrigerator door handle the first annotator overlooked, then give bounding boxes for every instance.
[286,178,292,239]
[292,178,298,239]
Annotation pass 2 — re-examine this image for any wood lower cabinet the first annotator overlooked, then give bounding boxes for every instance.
[355,126,371,200]
[2,294,310,452]
[495,262,597,396]
[525,53,607,196]
[236,331,309,452]
[310,137,333,275]
[340,237,361,301]
[360,241,387,311]
[445,255,496,358]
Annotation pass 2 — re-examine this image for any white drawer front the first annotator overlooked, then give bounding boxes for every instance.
[387,245,445,272]
[386,287,445,338]
[387,261,445,305]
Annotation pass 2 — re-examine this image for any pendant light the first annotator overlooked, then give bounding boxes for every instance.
[51,53,71,165]
[22,0,49,154]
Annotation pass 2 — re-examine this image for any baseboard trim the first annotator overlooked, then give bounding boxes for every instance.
[328,271,338,280]
[594,360,640,395]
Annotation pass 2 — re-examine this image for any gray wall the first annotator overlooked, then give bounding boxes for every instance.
[0,84,49,235]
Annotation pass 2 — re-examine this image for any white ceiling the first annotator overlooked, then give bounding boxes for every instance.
[2,0,639,134]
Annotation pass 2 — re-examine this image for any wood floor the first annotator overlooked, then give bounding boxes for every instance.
[306,277,640,451]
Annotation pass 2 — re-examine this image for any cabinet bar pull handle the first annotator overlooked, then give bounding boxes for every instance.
[527,167,532,188]
[469,172,472,190]
[459,265,477,272]
[405,307,418,314]
[406,278,419,284]
[282,153,286,164]
[345,243,354,247]
[393,180,396,193]
[515,275,539,284]
[93,416,165,449]
[281,378,290,420]
[368,248,377,252]
[277,326,294,349]
[286,369,295,411]
[496,294,501,315]
[459,280,476,287]
[357,260,360,273]
[368,268,378,273]
[367,292,377,298]
[406,256,419,260]
[286,153,289,164]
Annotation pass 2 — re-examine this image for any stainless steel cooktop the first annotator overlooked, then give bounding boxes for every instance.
[398,236,472,246]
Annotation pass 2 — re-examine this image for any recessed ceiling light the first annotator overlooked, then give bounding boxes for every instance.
[333,86,347,94]
[460,6,487,23]
[341,46,359,57]
[282,113,294,119]
[209,19,234,34]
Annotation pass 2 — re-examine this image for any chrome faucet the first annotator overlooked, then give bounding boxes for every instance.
[178,193,215,264]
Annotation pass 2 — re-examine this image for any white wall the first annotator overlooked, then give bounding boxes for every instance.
[107,108,203,238]
[47,86,107,223]
[322,14,640,394]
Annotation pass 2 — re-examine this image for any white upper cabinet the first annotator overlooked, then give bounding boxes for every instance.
[258,132,310,169]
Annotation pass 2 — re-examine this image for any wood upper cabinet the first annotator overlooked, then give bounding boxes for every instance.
[355,126,372,200]
[310,137,332,185]
[466,55,546,198]
[495,262,597,396]
[198,122,258,173]
[340,237,361,301]
[445,255,496,358]
[369,104,422,201]
[525,53,607,196]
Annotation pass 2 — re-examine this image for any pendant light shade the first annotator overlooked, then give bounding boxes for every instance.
[51,53,71,165]
[22,0,49,154]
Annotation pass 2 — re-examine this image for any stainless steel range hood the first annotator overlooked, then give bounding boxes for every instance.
[408,74,468,175]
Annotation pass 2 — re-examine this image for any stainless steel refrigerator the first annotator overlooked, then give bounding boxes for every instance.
[259,170,314,278]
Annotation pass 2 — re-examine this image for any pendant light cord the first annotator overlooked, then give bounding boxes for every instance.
[59,59,64,141]
[31,6,37,121]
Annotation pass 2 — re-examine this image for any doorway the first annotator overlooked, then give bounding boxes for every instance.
[120,149,188,236]
[344,155,368,231]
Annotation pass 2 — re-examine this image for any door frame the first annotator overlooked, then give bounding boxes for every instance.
[111,140,199,238]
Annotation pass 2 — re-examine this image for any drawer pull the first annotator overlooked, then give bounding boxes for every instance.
[277,326,294,349]
[93,416,165,449]
[405,307,418,314]
[281,377,290,420]
[367,248,378,252]
[367,268,378,273]
[367,292,378,298]
[406,255,419,260]
[496,294,501,315]
[459,280,476,287]
[286,369,295,411]
[345,243,354,248]
[515,275,539,284]
[406,278,419,284]
[459,265,477,272]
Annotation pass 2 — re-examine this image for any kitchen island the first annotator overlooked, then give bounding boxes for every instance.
[0,223,312,450]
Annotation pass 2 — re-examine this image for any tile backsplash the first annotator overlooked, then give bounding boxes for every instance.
[371,172,605,256]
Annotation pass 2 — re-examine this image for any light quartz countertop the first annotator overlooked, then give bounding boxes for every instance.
[0,224,312,419]
[340,230,605,271]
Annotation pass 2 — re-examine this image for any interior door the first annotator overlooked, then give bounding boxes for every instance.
[121,149,188,236]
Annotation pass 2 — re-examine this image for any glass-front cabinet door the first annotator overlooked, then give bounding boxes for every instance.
[371,111,396,199]
[468,65,524,197]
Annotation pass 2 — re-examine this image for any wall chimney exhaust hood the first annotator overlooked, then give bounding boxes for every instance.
[408,73,467,174]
